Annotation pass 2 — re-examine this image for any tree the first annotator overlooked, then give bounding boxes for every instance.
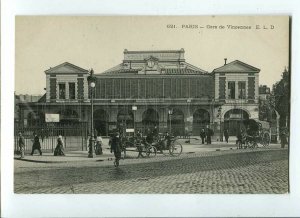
[272,68,290,129]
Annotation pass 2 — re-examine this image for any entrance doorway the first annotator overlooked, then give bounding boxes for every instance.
[117,109,134,132]
[224,109,249,136]
[94,109,108,136]
[142,108,159,132]
[193,109,210,135]
[168,108,184,136]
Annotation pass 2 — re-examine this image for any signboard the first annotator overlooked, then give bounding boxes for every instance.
[230,114,242,119]
[45,113,60,122]
[126,128,135,133]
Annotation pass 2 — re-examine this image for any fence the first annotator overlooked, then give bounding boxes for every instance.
[14,123,89,152]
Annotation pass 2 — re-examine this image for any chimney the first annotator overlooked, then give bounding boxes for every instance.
[224,58,227,65]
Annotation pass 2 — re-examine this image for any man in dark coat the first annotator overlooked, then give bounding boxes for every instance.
[30,132,42,155]
[110,132,121,167]
[224,129,229,143]
[200,128,206,144]
[280,128,288,148]
[206,127,213,144]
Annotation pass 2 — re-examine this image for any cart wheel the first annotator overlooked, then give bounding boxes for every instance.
[136,145,146,158]
[169,141,183,156]
[262,132,270,147]
[146,146,157,158]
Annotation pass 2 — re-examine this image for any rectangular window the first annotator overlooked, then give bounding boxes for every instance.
[228,81,235,99]
[164,78,171,98]
[238,81,246,99]
[69,83,75,99]
[59,83,66,99]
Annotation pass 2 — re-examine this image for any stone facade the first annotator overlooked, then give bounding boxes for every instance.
[18,49,260,137]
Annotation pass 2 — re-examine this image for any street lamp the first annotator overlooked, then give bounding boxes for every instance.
[132,105,137,136]
[87,69,96,158]
[217,106,223,142]
[168,109,173,134]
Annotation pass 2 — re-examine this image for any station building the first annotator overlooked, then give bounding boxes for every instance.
[17,49,260,138]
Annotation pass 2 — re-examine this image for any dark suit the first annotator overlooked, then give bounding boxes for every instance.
[31,135,42,155]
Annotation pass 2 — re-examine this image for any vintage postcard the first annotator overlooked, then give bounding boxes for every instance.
[14,16,290,195]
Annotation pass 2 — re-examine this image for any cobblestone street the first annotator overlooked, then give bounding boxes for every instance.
[14,147,289,194]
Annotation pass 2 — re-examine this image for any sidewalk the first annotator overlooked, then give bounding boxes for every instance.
[14,140,283,163]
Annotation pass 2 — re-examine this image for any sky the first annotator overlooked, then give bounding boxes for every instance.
[15,16,289,95]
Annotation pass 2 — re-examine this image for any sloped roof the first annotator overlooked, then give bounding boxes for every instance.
[37,94,46,103]
[98,68,208,76]
[213,60,260,73]
[100,69,141,75]
[164,69,208,75]
[45,62,89,74]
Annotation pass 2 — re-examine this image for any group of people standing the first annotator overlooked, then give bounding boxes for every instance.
[199,127,214,144]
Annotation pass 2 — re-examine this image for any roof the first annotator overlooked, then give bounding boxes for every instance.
[45,62,89,74]
[124,49,185,54]
[100,69,141,75]
[37,94,46,103]
[213,60,260,73]
[164,69,208,75]
[97,68,209,76]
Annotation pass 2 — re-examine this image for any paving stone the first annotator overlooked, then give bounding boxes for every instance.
[14,148,288,194]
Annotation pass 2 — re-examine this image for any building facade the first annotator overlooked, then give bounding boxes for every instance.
[18,49,260,138]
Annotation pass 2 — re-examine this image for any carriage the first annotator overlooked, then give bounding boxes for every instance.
[238,119,271,149]
[120,133,183,158]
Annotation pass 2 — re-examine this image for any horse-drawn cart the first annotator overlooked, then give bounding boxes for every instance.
[238,119,271,149]
[120,133,183,158]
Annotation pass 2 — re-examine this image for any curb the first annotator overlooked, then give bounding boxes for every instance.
[14,157,107,164]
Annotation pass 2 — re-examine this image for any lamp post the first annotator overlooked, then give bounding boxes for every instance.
[217,106,222,142]
[168,109,173,134]
[87,69,96,158]
[132,105,137,136]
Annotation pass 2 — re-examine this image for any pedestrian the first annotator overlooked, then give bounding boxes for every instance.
[54,135,65,156]
[224,129,229,143]
[163,131,171,150]
[146,128,154,144]
[152,126,159,138]
[18,132,25,158]
[236,129,244,149]
[200,128,206,144]
[95,134,103,155]
[280,128,288,148]
[206,127,212,144]
[30,132,42,156]
[136,130,143,143]
[110,132,121,167]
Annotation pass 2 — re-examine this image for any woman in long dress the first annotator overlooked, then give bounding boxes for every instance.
[54,135,65,156]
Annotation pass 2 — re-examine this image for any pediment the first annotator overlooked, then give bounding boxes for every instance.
[213,60,260,73]
[45,62,89,74]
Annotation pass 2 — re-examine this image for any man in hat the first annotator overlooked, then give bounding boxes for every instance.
[30,132,42,155]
